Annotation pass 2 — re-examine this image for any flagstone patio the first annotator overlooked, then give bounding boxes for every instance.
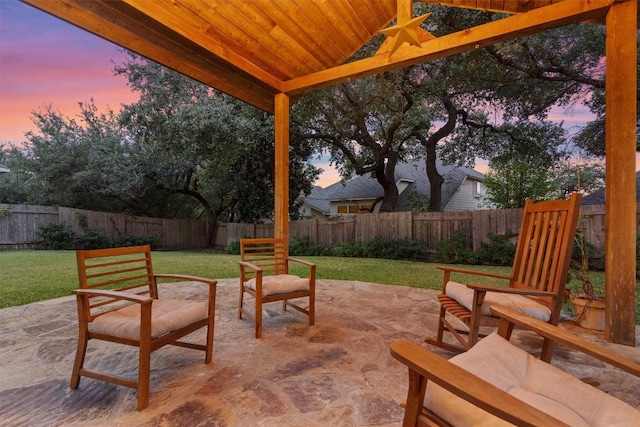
[0,279,639,427]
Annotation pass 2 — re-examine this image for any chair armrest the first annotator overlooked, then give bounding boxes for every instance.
[466,283,558,298]
[437,265,512,281]
[73,289,153,304]
[287,258,316,279]
[287,257,315,268]
[492,305,640,376]
[238,261,263,272]
[390,340,569,427]
[154,274,217,287]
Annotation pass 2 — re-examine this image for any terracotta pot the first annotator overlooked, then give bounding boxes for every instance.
[570,296,605,331]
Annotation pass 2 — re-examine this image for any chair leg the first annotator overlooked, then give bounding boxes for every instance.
[137,340,151,411]
[308,294,315,326]
[540,338,555,363]
[255,297,263,339]
[467,291,486,349]
[205,315,215,365]
[435,305,446,343]
[70,332,88,389]
[238,284,245,320]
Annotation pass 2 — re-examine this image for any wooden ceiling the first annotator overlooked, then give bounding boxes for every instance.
[22,0,617,113]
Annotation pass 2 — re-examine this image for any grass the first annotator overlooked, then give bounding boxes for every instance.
[2,250,637,325]
[1,249,513,309]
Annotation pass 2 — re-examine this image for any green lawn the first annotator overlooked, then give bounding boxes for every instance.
[1,249,514,309]
[3,249,637,325]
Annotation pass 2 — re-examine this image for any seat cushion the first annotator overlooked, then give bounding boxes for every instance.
[445,280,551,322]
[244,274,309,297]
[89,299,208,341]
[424,333,640,426]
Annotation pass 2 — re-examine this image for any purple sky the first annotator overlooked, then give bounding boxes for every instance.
[0,1,138,146]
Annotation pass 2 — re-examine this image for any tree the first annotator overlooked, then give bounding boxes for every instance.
[115,53,319,243]
[2,52,319,246]
[552,161,606,200]
[480,120,568,208]
[485,22,640,157]
[293,5,595,212]
[0,144,33,204]
[292,69,423,212]
[6,102,140,212]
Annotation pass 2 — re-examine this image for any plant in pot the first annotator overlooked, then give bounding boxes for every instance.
[566,218,605,331]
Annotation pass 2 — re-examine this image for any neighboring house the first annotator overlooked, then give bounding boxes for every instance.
[0,164,9,173]
[299,160,487,218]
[581,171,640,205]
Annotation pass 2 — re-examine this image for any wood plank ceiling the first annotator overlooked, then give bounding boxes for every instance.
[21,0,591,113]
[23,0,399,112]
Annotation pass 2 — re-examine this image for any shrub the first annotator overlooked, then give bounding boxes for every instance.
[360,236,428,261]
[37,223,76,250]
[289,234,328,256]
[390,239,429,261]
[74,228,111,250]
[331,240,363,258]
[329,236,427,261]
[433,231,476,264]
[112,233,159,249]
[475,232,516,266]
[225,240,241,255]
[36,222,159,250]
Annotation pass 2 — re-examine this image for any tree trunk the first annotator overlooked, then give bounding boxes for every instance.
[425,149,443,211]
[376,151,399,212]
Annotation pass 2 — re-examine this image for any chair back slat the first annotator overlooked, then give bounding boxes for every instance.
[240,238,288,277]
[76,245,157,314]
[511,194,582,308]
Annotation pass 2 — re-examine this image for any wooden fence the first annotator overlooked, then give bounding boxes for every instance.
[0,203,636,255]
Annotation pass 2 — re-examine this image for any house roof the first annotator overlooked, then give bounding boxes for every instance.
[581,171,640,205]
[305,160,483,214]
[21,0,616,114]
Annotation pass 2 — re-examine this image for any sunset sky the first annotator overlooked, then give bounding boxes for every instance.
[1,1,632,185]
[0,1,138,146]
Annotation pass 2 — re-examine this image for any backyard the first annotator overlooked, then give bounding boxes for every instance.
[2,249,634,324]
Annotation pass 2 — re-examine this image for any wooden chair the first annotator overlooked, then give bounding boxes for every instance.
[392,305,640,427]
[238,238,315,338]
[70,245,216,410]
[426,193,582,362]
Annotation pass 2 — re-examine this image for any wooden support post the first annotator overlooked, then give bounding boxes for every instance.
[605,0,637,345]
[274,93,290,254]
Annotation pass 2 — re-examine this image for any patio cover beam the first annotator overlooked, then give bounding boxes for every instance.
[605,0,637,345]
[283,0,614,96]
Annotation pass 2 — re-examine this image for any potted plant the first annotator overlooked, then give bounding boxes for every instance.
[567,218,605,330]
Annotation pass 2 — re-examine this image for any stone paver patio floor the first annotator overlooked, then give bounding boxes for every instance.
[0,279,639,426]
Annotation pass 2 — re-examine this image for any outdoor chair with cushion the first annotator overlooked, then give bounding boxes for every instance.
[426,193,582,362]
[238,237,315,338]
[392,305,640,427]
[71,245,216,410]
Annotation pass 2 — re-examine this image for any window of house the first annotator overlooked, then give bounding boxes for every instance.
[337,204,369,214]
[472,181,481,197]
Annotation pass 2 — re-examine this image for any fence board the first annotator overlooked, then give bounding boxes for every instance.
[1,203,635,254]
[0,205,58,248]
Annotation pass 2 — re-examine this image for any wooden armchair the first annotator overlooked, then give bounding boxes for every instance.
[238,238,315,338]
[392,305,640,427]
[71,245,216,410]
[426,193,582,362]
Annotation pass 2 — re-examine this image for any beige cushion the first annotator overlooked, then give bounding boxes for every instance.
[89,299,208,341]
[424,333,640,426]
[445,280,551,322]
[245,274,309,297]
